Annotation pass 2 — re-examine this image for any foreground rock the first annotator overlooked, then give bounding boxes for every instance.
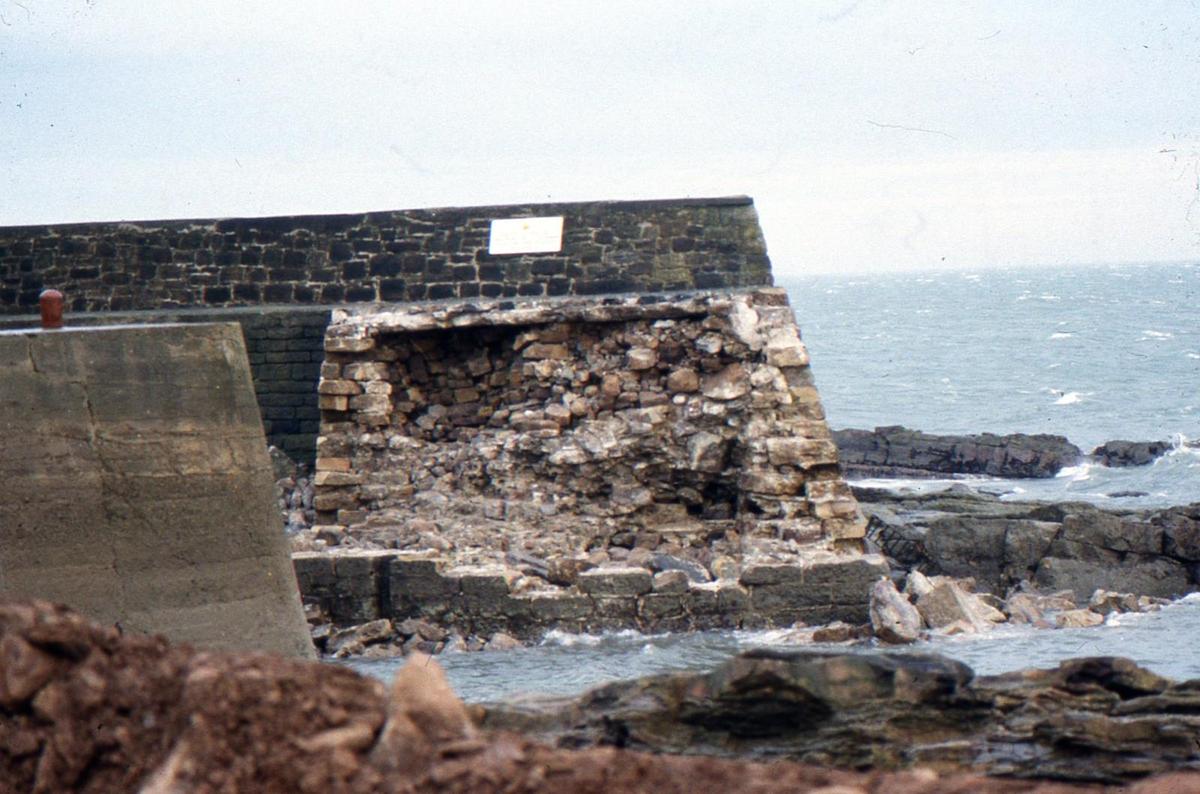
[833,426,1082,479]
[859,487,1200,601]
[483,647,1200,784]
[1,600,1173,793]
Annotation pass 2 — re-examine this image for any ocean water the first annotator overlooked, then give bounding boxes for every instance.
[781,262,1200,508]
[346,596,1200,702]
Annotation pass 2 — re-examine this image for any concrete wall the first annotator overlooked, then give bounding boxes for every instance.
[0,307,330,462]
[0,322,313,657]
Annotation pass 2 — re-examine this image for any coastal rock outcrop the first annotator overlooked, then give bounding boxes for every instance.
[1091,440,1172,467]
[2,599,1180,793]
[833,426,1082,479]
[860,487,1200,602]
[482,647,1200,784]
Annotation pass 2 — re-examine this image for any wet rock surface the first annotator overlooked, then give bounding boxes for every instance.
[858,487,1200,602]
[3,599,1185,793]
[833,426,1083,479]
[482,646,1200,784]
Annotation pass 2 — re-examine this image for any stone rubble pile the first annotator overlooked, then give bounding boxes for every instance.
[290,290,877,646]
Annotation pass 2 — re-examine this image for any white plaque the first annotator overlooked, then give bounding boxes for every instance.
[487,216,564,255]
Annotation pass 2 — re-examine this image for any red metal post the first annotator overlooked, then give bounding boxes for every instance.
[39,289,64,329]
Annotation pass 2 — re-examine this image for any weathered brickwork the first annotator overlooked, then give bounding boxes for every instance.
[0,196,770,314]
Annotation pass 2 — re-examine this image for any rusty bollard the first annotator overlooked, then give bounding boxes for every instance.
[39,289,64,329]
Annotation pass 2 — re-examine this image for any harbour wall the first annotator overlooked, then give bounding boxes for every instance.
[0,196,771,463]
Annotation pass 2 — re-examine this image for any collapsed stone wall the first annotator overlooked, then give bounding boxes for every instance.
[303,289,868,638]
[0,196,769,314]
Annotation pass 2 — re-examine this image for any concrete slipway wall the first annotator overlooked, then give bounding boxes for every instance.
[0,197,771,463]
[0,322,313,657]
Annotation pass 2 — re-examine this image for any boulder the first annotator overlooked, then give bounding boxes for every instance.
[868,578,923,644]
[916,581,1005,632]
[1055,609,1105,629]
[1091,439,1171,467]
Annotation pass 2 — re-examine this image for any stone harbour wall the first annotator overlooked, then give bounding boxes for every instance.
[0,196,769,314]
[293,549,890,637]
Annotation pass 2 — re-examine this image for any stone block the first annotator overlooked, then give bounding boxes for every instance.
[766,438,839,468]
[700,363,750,400]
[313,471,362,487]
[638,593,687,621]
[578,567,653,597]
[325,336,375,353]
[318,395,349,411]
[344,361,390,381]
[523,343,569,360]
[318,378,361,396]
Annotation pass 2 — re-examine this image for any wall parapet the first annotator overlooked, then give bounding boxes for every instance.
[0,196,770,314]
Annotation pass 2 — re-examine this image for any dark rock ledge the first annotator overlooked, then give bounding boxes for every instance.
[482,647,1200,784]
[857,486,1200,601]
[834,426,1193,479]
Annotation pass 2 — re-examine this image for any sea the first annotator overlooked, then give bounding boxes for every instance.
[784,261,1199,509]
[346,262,1200,700]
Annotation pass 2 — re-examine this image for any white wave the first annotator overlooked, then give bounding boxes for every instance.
[1186,353,1200,359]
[1054,391,1084,405]
[1141,330,1174,340]
[1049,332,1073,340]
[1055,463,1093,481]
[539,628,649,647]
[1039,293,1061,301]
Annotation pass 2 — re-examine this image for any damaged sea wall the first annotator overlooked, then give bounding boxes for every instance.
[302,289,877,640]
[0,323,313,657]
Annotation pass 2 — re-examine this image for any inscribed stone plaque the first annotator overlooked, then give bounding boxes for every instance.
[488,216,564,255]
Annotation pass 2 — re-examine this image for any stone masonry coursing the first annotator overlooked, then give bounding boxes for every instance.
[302,288,870,640]
[0,196,769,314]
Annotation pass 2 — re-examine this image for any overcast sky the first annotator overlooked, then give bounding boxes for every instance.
[1,1,1198,275]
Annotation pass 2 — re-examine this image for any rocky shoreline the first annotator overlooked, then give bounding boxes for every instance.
[833,425,1192,479]
[3,599,1199,792]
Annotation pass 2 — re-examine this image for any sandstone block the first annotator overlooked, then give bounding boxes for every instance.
[313,471,363,487]
[318,379,362,396]
[869,578,923,644]
[666,368,699,393]
[1055,608,1105,629]
[523,343,569,360]
[701,363,749,400]
[325,336,375,353]
[766,438,839,468]
[627,347,657,370]
[578,567,653,597]
[318,395,350,411]
[652,570,690,594]
[344,362,390,381]
[349,394,391,413]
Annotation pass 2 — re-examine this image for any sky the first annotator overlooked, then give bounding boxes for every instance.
[1,1,1198,276]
